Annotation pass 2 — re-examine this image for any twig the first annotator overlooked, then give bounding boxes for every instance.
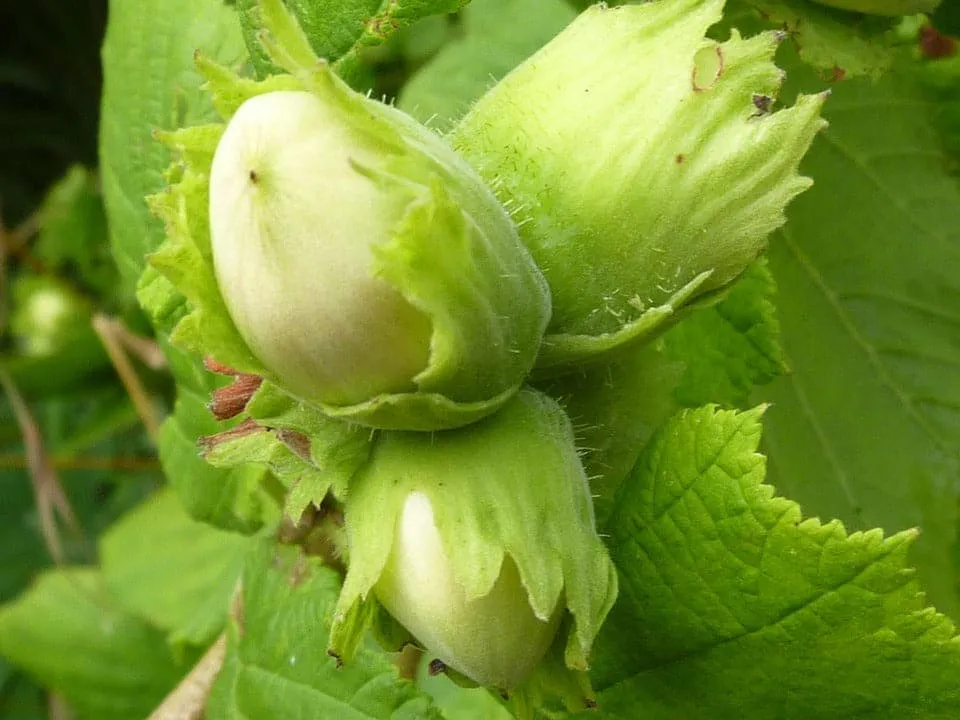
[48,692,74,720]
[3,211,41,254]
[0,367,82,564]
[92,314,163,443]
[109,316,167,370]
[0,205,45,277]
[148,633,228,720]
[396,645,423,681]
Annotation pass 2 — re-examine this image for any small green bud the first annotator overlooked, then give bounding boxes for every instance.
[451,0,826,371]
[810,0,939,16]
[331,389,617,693]
[9,276,91,357]
[375,491,563,689]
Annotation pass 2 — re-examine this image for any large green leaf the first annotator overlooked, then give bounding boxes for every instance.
[755,52,960,619]
[587,406,960,719]
[236,0,468,82]
[0,569,195,720]
[207,539,444,720]
[100,0,246,292]
[0,387,158,603]
[157,369,281,534]
[665,259,787,409]
[100,487,252,646]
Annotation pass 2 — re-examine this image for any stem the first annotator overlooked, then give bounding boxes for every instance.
[92,314,162,443]
[0,367,82,563]
[147,634,228,720]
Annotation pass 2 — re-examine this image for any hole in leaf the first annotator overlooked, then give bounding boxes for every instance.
[692,43,724,92]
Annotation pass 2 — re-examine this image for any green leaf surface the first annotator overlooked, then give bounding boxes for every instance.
[811,0,940,16]
[100,487,252,646]
[933,1,960,33]
[99,0,280,533]
[100,0,246,293]
[237,0,468,83]
[739,0,899,78]
[159,382,280,534]
[755,54,960,619]
[666,258,787,409]
[34,165,117,297]
[0,568,195,720]
[0,388,159,602]
[919,54,960,163]
[588,405,960,719]
[207,381,372,518]
[0,658,44,720]
[137,269,280,533]
[207,538,444,720]
[416,661,513,720]
[398,0,577,129]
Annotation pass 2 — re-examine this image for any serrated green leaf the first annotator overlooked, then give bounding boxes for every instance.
[201,418,340,520]
[755,54,960,619]
[398,0,577,129]
[159,384,280,534]
[220,381,373,516]
[206,538,444,720]
[416,660,513,720]
[237,0,468,83]
[587,405,960,719]
[100,487,252,646]
[139,268,280,533]
[0,568,196,720]
[740,0,899,78]
[100,0,246,293]
[665,258,787,408]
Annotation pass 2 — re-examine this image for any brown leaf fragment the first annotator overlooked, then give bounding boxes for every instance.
[209,373,263,420]
[198,418,262,454]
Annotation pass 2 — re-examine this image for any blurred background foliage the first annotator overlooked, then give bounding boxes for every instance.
[1,0,959,718]
[0,1,160,715]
